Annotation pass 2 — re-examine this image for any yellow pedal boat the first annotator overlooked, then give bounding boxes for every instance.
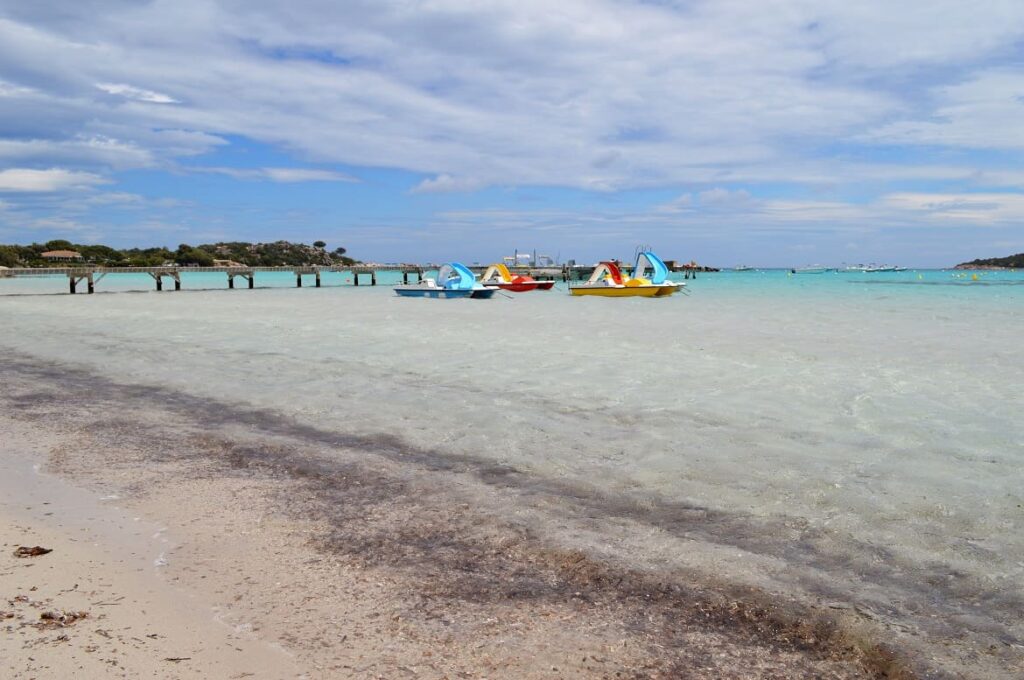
[569,252,682,297]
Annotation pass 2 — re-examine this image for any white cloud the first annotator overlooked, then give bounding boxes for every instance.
[0,168,108,192]
[865,70,1024,149]
[260,167,358,183]
[410,174,484,194]
[882,192,1024,224]
[8,0,1019,191]
[96,82,179,104]
[0,136,155,169]
[0,78,35,97]
[189,166,358,183]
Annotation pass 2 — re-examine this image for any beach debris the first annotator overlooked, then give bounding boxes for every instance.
[163,657,192,663]
[38,610,88,627]
[14,546,52,558]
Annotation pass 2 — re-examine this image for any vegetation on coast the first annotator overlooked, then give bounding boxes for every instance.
[0,240,356,268]
[955,252,1024,269]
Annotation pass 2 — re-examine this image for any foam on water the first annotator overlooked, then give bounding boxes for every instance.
[2,269,1023,663]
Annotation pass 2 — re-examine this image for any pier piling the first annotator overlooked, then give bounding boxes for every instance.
[7,264,424,295]
[67,272,95,294]
[149,271,181,291]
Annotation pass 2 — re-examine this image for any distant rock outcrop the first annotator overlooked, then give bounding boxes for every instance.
[955,253,1024,269]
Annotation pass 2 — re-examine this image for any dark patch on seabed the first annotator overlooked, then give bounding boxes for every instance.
[1,350,1021,678]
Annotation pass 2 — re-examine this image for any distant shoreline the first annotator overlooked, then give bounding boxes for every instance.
[953,264,1021,270]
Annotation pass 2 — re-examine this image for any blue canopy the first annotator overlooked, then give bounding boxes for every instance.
[437,262,477,290]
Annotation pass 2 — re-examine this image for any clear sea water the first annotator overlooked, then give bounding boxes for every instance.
[2,266,1022,673]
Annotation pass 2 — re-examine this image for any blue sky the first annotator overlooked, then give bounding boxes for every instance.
[2,1,1024,266]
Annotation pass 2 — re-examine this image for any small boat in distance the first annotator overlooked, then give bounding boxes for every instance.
[793,265,831,274]
[394,262,496,299]
[479,263,555,292]
[570,251,681,297]
[733,265,755,272]
[844,263,907,273]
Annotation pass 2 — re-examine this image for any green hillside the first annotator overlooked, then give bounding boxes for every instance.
[956,253,1024,269]
[0,240,357,268]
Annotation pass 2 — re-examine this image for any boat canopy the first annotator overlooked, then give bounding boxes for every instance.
[633,251,670,284]
[437,262,477,290]
[481,263,513,283]
[585,261,625,285]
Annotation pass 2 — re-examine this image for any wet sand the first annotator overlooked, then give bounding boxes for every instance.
[0,424,298,678]
[0,356,913,679]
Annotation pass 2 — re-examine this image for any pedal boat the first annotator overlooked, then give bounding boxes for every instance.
[394,262,496,299]
[479,263,556,292]
[569,251,681,297]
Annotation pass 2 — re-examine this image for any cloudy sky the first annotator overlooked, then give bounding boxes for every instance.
[2,0,1024,265]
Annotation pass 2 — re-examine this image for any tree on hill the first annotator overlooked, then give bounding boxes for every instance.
[959,252,1024,268]
[44,239,75,251]
[175,243,215,266]
[0,245,20,267]
[0,240,358,267]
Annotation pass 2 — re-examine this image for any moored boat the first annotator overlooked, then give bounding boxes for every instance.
[479,263,556,292]
[393,262,496,298]
[570,251,681,297]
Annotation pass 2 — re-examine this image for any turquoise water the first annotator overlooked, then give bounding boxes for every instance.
[4,267,1023,301]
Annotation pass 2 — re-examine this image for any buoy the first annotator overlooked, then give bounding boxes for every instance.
[972,274,979,281]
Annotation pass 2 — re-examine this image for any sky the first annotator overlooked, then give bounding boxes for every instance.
[1,1,1024,266]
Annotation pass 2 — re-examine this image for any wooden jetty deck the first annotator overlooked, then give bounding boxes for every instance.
[0,262,711,294]
[0,265,425,294]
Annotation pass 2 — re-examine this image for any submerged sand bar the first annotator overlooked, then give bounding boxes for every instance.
[2,281,1022,677]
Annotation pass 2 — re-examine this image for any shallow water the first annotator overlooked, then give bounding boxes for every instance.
[2,268,1023,671]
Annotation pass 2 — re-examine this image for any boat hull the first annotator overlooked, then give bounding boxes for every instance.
[483,280,556,292]
[569,284,677,297]
[394,287,495,299]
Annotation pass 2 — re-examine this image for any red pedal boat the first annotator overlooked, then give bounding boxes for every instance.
[479,264,556,292]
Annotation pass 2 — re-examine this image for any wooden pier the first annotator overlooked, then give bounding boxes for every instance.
[0,264,424,294]
[1,261,717,294]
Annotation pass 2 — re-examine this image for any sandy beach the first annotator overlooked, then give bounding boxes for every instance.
[2,354,904,679]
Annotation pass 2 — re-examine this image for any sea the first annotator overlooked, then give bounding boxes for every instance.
[2,267,1022,673]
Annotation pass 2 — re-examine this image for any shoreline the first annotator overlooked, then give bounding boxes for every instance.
[0,355,935,679]
[0,435,297,679]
